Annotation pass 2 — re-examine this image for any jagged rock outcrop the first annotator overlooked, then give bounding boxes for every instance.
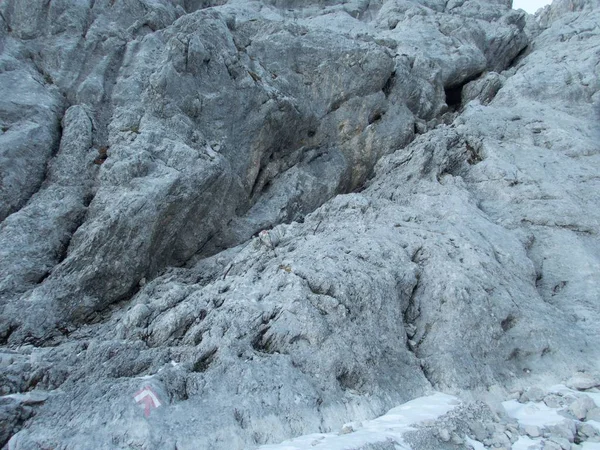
[0,0,599,448]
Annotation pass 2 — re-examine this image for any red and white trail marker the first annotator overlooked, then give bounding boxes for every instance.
[134,386,161,417]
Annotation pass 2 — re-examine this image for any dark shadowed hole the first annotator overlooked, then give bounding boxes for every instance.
[444,71,483,111]
[368,111,383,124]
[252,327,276,354]
[501,314,517,332]
[193,348,217,372]
[508,45,529,69]
[508,348,521,360]
[337,368,362,391]
[382,71,396,97]
[445,84,463,111]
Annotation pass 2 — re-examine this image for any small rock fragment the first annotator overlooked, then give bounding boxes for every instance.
[521,386,546,403]
[569,396,596,420]
[405,323,417,338]
[414,119,427,134]
[508,390,522,401]
[545,394,566,409]
[524,425,541,437]
[340,424,354,435]
[469,421,489,441]
[547,419,577,443]
[438,428,451,442]
[542,440,563,450]
[567,373,600,391]
[577,422,600,440]
[490,431,511,447]
[548,436,571,450]
[450,432,463,445]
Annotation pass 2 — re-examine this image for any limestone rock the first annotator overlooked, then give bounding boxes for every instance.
[567,373,600,391]
[542,440,564,450]
[577,421,600,440]
[547,436,572,450]
[520,386,546,403]
[547,419,578,443]
[0,0,599,448]
[569,396,597,421]
[524,425,541,438]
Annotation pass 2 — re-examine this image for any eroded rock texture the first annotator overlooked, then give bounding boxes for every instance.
[0,0,599,448]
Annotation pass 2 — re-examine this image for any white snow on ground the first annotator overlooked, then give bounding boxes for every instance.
[465,436,486,449]
[502,399,567,427]
[261,386,600,450]
[258,393,460,450]
[511,436,542,450]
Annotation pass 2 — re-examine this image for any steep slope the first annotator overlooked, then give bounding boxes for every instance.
[0,0,599,448]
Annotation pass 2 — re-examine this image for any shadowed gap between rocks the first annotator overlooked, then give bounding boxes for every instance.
[444,71,483,112]
[507,45,529,69]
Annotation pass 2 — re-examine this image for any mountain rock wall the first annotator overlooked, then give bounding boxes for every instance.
[0,0,599,448]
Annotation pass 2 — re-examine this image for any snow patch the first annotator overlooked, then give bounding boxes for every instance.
[259,393,460,450]
[465,436,485,450]
[512,435,542,450]
[502,399,567,427]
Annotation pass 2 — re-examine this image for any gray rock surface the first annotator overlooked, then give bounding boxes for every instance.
[521,386,546,403]
[567,373,600,391]
[0,0,599,448]
[569,396,597,421]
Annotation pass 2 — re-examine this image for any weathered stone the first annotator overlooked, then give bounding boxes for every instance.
[577,422,600,440]
[543,440,564,450]
[438,428,451,442]
[547,420,577,443]
[524,425,541,438]
[548,436,572,450]
[0,0,599,449]
[545,394,567,409]
[569,396,597,421]
[521,386,546,403]
[567,373,600,391]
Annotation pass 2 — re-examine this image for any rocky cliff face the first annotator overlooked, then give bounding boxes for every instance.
[0,0,599,448]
